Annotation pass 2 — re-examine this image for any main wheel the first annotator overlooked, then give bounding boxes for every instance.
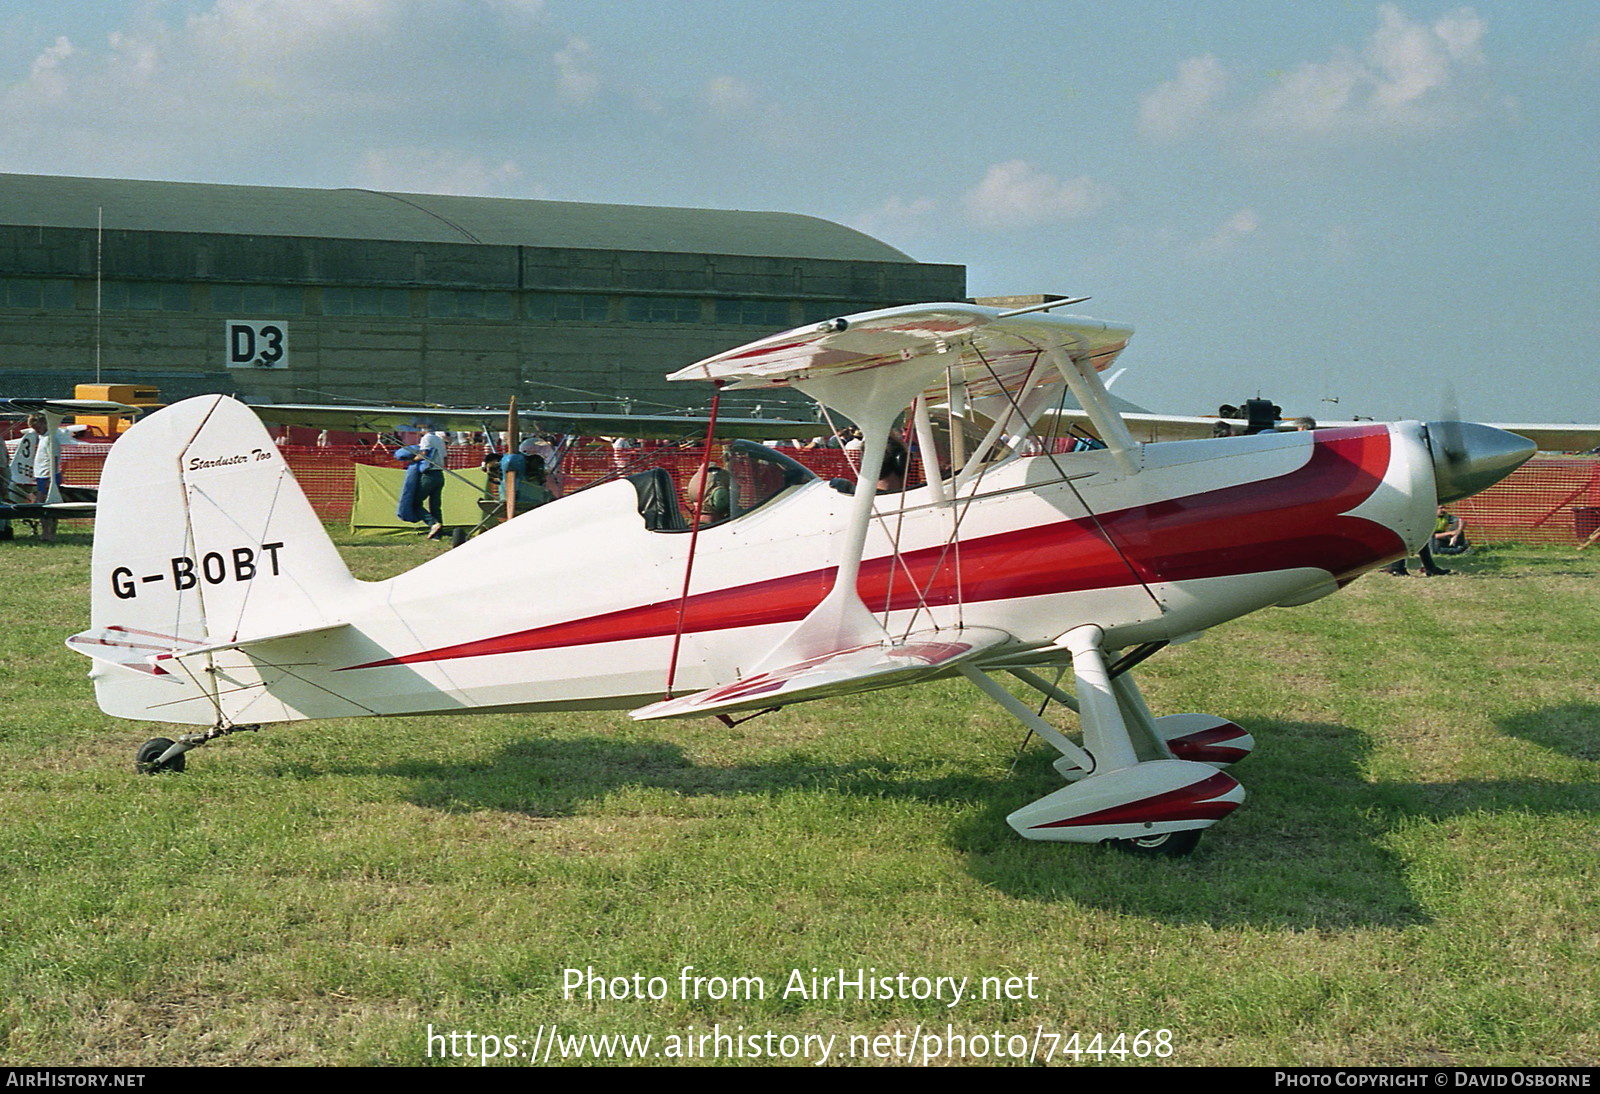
[450,527,469,548]
[135,737,186,774]
[1113,828,1202,858]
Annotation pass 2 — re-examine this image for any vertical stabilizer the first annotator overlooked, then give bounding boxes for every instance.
[80,396,357,721]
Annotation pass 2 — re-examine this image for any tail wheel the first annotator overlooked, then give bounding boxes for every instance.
[1112,829,1202,858]
[135,737,186,774]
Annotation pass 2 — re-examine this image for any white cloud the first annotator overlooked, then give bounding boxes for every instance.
[962,160,1115,229]
[1251,51,1367,133]
[702,75,757,116]
[29,35,74,78]
[1323,224,1359,263]
[693,74,813,152]
[554,36,598,103]
[24,36,75,100]
[1138,54,1228,141]
[1143,5,1494,144]
[1194,208,1261,255]
[0,1,567,185]
[849,195,939,241]
[1428,9,1486,64]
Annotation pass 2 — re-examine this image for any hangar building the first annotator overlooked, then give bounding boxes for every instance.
[0,173,965,416]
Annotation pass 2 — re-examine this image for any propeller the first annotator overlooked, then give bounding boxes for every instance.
[1423,390,1536,504]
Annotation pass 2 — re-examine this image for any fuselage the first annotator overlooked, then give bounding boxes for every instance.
[245,423,1428,720]
[82,414,1437,727]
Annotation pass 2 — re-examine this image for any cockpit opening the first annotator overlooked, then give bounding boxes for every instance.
[630,438,818,532]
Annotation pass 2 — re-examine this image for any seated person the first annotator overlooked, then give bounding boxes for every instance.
[499,449,554,513]
[683,463,731,524]
[480,452,504,493]
[1432,506,1469,555]
[829,434,909,496]
[878,434,908,494]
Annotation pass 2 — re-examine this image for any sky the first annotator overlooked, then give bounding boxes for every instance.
[1,0,1595,422]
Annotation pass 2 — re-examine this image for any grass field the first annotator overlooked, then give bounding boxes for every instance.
[2,531,1596,1066]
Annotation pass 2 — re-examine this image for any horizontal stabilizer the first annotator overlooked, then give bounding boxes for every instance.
[0,397,141,417]
[631,626,1011,721]
[68,619,351,677]
[65,626,205,679]
[172,620,351,658]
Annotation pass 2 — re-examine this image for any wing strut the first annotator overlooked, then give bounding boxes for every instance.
[1047,343,1139,475]
[910,395,948,503]
[750,352,951,671]
[953,356,1046,489]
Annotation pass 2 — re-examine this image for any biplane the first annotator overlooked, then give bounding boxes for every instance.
[68,302,1535,855]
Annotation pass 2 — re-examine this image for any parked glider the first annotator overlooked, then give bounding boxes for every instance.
[1,398,142,524]
[69,302,1535,855]
[249,402,823,442]
[1053,405,1600,453]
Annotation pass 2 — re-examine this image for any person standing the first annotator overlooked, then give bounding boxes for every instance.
[4,416,47,541]
[32,417,76,502]
[29,415,75,543]
[0,446,12,541]
[10,416,42,499]
[416,430,448,539]
[394,447,427,525]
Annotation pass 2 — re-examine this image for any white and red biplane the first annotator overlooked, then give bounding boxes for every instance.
[70,303,1535,855]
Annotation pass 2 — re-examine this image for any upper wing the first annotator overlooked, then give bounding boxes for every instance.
[249,402,821,441]
[666,303,1133,404]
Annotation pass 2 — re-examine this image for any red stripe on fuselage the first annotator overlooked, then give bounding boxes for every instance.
[345,429,1402,670]
[1114,427,1402,585]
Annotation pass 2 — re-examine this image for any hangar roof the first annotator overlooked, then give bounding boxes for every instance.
[0,173,915,263]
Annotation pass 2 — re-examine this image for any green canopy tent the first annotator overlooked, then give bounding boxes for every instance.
[350,463,490,537]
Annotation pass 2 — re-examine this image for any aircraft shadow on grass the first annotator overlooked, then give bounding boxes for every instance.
[956,717,1430,930]
[958,705,1600,929]
[1498,702,1600,763]
[288,701,1597,932]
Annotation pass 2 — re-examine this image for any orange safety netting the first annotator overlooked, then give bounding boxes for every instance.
[53,444,1600,546]
[1450,456,1600,547]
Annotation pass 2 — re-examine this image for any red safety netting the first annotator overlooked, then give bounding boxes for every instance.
[50,442,1600,546]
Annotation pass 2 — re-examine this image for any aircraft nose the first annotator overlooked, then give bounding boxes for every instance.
[1424,421,1537,504]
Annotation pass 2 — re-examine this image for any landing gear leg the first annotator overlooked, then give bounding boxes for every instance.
[132,722,260,775]
[959,664,1094,775]
[985,626,1244,853]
